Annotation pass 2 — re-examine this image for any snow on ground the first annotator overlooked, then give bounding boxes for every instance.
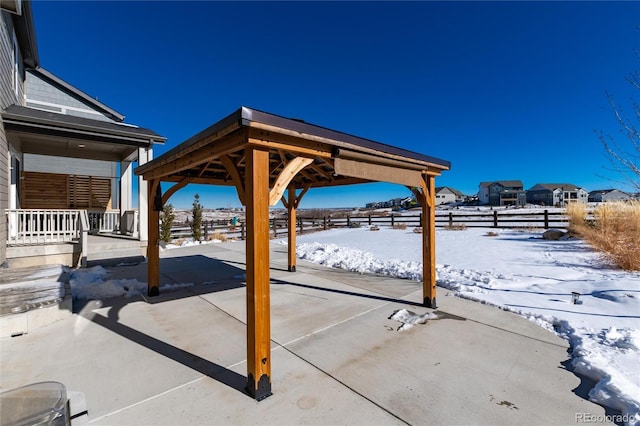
[286,226,640,424]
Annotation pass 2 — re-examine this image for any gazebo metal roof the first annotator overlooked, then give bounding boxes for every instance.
[136,106,450,191]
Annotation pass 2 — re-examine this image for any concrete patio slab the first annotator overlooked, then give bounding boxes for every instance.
[0,241,611,425]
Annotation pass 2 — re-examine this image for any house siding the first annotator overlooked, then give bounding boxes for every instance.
[1,11,23,266]
[24,153,116,178]
[526,190,554,206]
[25,71,113,122]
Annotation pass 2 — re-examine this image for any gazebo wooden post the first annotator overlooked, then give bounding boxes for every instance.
[287,185,297,272]
[245,146,272,401]
[420,175,437,308]
[147,179,160,297]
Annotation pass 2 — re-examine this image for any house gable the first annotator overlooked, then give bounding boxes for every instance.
[25,68,123,122]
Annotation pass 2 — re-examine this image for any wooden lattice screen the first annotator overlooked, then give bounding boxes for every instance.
[22,171,112,209]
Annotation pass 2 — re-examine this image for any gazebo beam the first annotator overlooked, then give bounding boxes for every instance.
[143,133,246,180]
[220,154,246,205]
[161,178,191,205]
[334,157,422,187]
[245,146,272,401]
[269,157,313,206]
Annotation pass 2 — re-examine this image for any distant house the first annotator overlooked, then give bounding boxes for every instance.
[1,1,165,267]
[588,189,631,203]
[526,183,588,207]
[435,187,464,205]
[478,180,526,206]
[365,196,413,209]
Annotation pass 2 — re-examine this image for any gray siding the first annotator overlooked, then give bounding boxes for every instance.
[24,153,117,178]
[25,71,113,122]
[0,11,23,265]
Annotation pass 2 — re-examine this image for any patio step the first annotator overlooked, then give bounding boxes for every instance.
[0,265,72,338]
[86,236,146,266]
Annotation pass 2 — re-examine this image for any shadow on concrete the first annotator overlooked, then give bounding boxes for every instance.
[78,298,248,397]
[270,278,426,308]
[72,255,251,397]
[73,255,248,312]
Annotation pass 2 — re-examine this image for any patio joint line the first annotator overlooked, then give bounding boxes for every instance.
[87,376,205,424]
[193,289,410,424]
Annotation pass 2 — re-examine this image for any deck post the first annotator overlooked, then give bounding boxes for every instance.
[245,147,272,401]
[287,186,297,272]
[147,179,160,296]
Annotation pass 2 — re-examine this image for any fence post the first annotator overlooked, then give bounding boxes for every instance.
[493,210,498,228]
[368,214,372,225]
[347,215,351,227]
[544,209,549,229]
[299,217,303,234]
[241,221,245,240]
[419,213,422,227]
[449,212,453,227]
[391,213,395,227]
[323,216,327,230]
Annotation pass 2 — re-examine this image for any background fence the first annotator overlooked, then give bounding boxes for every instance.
[170,209,570,241]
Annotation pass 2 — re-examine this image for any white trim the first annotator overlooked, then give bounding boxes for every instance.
[11,31,20,99]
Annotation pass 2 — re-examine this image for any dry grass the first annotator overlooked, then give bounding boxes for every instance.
[485,231,500,237]
[208,232,228,242]
[444,223,467,231]
[393,223,408,230]
[567,201,640,271]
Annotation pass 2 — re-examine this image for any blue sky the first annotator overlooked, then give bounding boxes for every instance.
[32,1,639,209]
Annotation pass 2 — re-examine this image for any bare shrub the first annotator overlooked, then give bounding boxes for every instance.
[208,232,228,242]
[444,223,467,231]
[485,231,500,237]
[569,201,640,270]
[393,223,408,230]
[369,226,380,231]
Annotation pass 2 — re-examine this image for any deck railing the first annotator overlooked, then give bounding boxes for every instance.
[6,209,86,245]
[87,209,121,234]
[6,209,132,246]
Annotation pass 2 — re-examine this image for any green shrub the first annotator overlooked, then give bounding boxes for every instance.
[191,194,203,242]
[160,203,175,243]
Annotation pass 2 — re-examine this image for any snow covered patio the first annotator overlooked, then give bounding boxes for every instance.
[0,240,611,424]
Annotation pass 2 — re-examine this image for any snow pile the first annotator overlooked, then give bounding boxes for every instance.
[389,308,439,331]
[558,322,640,422]
[296,242,421,280]
[292,227,640,423]
[67,266,193,299]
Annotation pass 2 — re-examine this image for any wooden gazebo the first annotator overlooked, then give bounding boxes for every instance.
[135,106,451,400]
